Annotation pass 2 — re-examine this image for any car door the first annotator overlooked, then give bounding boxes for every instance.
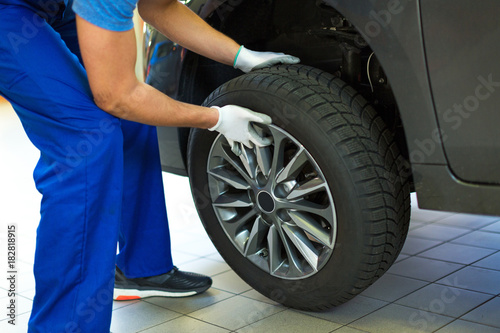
[420,0,500,184]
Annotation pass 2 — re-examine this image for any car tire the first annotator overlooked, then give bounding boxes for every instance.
[187,64,410,310]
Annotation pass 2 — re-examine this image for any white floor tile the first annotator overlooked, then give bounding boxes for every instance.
[333,327,371,333]
[400,236,443,255]
[418,243,496,265]
[408,224,470,241]
[237,309,340,333]
[350,303,454,333]
[298,295,388,325]
[461,297,500,328]
[360,274,428,302]
[481,221,500,233]
[435,319,500,333]
[0,294,33,321]
[472,251,500,271]
[395,283,492,317]
[211,270,252,294]
[436,267,500,295]
[452,231,500,250]
[140,315,231,333]
[0,312,30,332]
[435,214,500,229]
[179,257,231,277]
[241,289,282,306]
[143,288,234,314]
[110,301,182,333]
[189,296,284,331]
[388,256,464,282]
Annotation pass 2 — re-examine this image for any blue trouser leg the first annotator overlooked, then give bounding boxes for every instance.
[116,119,173,279]
[0,4,172,332]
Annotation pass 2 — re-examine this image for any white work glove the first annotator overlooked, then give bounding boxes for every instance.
[233,45,300,73]
[209,105,272,155]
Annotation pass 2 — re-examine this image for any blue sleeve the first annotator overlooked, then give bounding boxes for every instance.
[72,0,138,32]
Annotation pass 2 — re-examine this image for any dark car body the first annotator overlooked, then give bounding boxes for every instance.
[145,0,500,217]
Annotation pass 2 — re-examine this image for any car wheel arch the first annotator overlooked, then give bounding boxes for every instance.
[203,0,447,166]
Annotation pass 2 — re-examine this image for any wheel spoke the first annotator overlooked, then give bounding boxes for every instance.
[288,211,333,248]
[239,146,258,179]
[243,216,268,257]
[208,167,250,190]
[212,141,254,184]
[222,209,258,240]
[267,225,284,274]
[256,145,273,177]
[213,192,253,208]
[276,147,309,184]
[282,199,334,224]
[275,223,305,275]
[282,224,320,272]
[286,177,327,200]
[268,131,289,180]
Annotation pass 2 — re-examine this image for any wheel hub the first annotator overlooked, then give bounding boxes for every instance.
[257,191,275,213]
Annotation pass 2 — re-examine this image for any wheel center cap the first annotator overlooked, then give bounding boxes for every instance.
[257,191,275,213]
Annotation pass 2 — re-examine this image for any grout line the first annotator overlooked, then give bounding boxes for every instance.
[402,222,500,258]
[135,314,234,333]
[386,259,500,295]
[142,293,238,315]
[347,264,497,329]
[431,318,460,333]
[182,314,239,332]
[464,249,500,269]
[227,306,289,332]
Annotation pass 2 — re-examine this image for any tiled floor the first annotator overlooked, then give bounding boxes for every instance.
[1,102,499,332]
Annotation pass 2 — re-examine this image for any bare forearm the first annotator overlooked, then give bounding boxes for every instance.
[116,81,218,128]
[138,0,240,65]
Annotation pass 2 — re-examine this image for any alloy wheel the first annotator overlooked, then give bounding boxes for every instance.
[206,125,337,279]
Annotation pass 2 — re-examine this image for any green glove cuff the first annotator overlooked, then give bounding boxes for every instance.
[233,45,244,68]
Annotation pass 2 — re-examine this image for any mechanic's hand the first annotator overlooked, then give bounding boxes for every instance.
[209,105,272,155]
[234,46,300,73]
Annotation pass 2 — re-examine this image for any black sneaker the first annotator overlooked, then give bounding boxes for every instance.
[113,266,212,301]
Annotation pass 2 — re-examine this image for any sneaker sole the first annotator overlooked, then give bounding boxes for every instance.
[113,288,198,300]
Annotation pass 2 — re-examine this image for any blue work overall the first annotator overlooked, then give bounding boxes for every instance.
[0,1,173,331]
